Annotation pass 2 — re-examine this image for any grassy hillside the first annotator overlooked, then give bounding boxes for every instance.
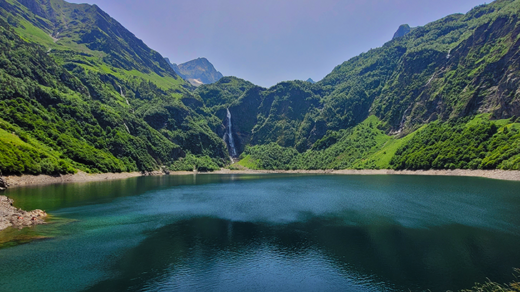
[237,115,520,171]
[1,0,520,174]
[203,0,520,170]
[391,114,520,170]
[0,0,228,175]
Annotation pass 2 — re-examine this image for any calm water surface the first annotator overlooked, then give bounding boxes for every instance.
[1,174,520,292]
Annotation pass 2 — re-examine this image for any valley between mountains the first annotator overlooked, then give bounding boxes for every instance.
[1,0,520,179]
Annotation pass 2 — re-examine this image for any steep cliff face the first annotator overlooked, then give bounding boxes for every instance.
[392,24,412,39]
[379,4,520,133]
[228,86,264,154]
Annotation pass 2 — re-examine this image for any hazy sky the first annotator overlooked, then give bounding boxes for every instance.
[69,0,490,87]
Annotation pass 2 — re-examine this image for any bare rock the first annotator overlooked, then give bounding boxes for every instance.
[0,176,8,191]
[393,24,411,39]
[0,195,47,231]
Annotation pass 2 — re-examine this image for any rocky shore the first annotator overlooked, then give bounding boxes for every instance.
[3,171,144,188]
[0,196,47,231]
[213,168,520,181]
[2,170,185,189]
[1,169,519,192]
[0,176,8,191]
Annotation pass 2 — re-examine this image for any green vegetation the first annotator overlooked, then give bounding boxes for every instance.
[239,116,413,170]
[0,119,75,174]
[196,76,256,108]
[1,0,520,175]
[237,155,260,169]
[457,269,520,292]
[205,0,520,171]
[169,153,222,172]
[238,115,520,171]
[391,116,520,170]
[242,143,299,170]
[0,0,228,175]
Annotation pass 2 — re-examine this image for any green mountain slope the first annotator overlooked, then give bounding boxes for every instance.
[1,0,520,174]
[239,115,520,171]
[199,0,520,170]
[0,0,228,175]
[321,0,520,133]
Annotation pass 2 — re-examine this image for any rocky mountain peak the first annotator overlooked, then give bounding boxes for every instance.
[392,24,411,39]
[166,57,223,86]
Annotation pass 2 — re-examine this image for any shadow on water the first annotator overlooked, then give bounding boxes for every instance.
[83,216,520,292]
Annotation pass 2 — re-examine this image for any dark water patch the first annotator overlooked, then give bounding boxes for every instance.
[83,217,520,292]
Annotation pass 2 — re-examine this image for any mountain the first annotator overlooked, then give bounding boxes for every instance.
[306,78,315,83]
[392,24,412,39]
[1,0,520,175]
[198,0,520,171]
[0,0,228,175]
[166,57,223,87]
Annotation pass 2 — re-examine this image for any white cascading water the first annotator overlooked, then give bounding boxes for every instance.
[225,108,237,157]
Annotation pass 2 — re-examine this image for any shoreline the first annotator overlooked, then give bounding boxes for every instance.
[1,169,519,190]
[3,171,144,189]
[2,170,192,189]
[211,168,520,181]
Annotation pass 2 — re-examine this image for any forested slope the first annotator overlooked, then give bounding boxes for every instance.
[1,0,520,174]
[197,0,520,170]
[0,0,228,174]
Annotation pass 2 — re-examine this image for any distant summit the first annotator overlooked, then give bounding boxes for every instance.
[165,57,223,87]
[392,24,411,39]
[306,78,315,84]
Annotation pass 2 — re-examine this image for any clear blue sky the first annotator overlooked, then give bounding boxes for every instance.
[70,0,490,87]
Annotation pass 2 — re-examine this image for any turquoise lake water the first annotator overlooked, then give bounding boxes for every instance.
[1,174,520,291]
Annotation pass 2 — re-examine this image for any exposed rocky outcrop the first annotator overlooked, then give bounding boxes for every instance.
[0,196,47,231]
[392,24,411,39]
[0,176,8,191]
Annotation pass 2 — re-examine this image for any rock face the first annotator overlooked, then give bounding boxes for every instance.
[166,57,223,86]
[392,24,411,39]
[0,176,8,191]
[0,196,47,231]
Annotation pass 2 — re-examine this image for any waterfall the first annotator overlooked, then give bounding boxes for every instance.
[225,108,237,157]
[118,85,130,105]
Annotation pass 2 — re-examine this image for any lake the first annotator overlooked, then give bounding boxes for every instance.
[1,174,520,291]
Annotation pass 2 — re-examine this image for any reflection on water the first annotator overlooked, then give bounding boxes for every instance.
[1,174,520,292]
